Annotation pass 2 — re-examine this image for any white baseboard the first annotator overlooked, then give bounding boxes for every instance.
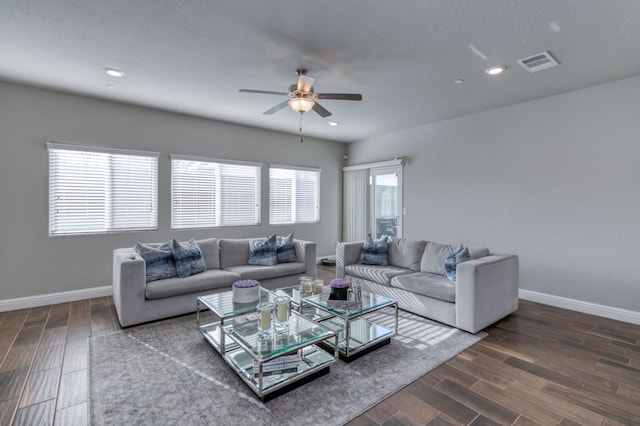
[519,289,640,325]
[0,286,112,312]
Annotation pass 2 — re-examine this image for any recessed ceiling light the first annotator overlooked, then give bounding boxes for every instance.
[485,66,506,75]
[454,79,464,84]
[328,121,339,127]
[103,67,125,77]
[105,84,115,89]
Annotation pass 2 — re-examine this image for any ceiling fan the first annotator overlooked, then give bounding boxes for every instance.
[239,69,362,118]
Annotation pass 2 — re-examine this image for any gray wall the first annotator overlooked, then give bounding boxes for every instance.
[348,75,640,312]
[0,81,346,300]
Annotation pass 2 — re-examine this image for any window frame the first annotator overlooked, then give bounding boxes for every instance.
[269,164,321,225]
[170,154,262,230]
[47,142,159,236]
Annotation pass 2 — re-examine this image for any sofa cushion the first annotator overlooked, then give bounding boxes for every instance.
[445,245,471,283]
[420,241,456,275]
[171,239,206,278]
[145,269,240,300]
[135,241,177,283]
[388,238,426,271]
[219,239,250,269]
[468,246,490,259]
[195,237,220,269]
[390,272,456,303]
[345,264,412,286]
[225,262,306,281]
[358,234,389,266]
[276,233,297,263]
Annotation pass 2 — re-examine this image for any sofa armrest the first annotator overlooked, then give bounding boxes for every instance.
[455,254,519,334]
[336,241,364,278]
[294,239,317,279]
[112,248,147,327]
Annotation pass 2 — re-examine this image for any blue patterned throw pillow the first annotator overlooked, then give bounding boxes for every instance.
[445,245,471,283]
[171,239,207,278]
[359,234,389,266]
[135,241,177,283]
[248,234,277,266]
[276,233,297,263]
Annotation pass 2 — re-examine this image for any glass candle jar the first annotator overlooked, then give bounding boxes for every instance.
[257,302,274,331]
[274,295,290,324]
[299,276,313,297]
[312,279,324,295]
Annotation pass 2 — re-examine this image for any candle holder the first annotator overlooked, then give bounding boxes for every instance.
[274,295,290,328]
[312,279,324,295]
[298,276,313,298]
[257,302,274,332]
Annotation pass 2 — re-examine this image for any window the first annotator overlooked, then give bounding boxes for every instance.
[48,143,158,235]
[171,155,261,229]
[269,165,320,224]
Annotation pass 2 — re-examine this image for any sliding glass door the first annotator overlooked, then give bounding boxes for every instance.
[371,166,402,238]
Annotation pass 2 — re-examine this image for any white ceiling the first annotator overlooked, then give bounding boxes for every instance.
[2,1,640,143]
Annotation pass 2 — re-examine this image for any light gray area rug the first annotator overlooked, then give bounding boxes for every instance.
[89,310,485,425]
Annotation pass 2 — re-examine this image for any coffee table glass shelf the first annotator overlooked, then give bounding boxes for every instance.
[197,291,338,401]
[302,290,398,361]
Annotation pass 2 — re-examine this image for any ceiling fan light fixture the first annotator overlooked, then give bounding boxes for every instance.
[288,97,315,113]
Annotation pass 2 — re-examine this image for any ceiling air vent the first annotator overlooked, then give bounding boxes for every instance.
[517,51,559,73]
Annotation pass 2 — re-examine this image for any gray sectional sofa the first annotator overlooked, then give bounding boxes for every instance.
[113,237,316,327]
[336,238,518,333]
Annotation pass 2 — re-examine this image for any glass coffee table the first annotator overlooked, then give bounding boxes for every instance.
[197,291,338,401]
[301,290,398,362]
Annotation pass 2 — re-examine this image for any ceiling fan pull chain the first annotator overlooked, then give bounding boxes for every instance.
[299,112,304,143]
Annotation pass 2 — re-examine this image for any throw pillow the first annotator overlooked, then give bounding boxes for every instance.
[135,241,177,283]
[276,233,297,263]
[359,234,389,266]
[248,234,277,266]
[171,239,207,278]
[444,245,471,283]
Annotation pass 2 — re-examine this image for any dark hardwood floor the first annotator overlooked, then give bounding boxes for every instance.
[1,265,639,425]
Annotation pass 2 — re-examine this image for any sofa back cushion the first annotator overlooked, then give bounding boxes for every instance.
[420,241,456,275]
[388,238,426,272]
[219,239,251,269]
[468,246,490,259]
[421,241,491,275]
[195,237,220,269]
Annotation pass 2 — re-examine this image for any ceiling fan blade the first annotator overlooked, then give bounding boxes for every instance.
[316,93,363,101]
[239,89,288,96]
[297,75,315,92]
[263,100,290,115]
[312,102,332,118]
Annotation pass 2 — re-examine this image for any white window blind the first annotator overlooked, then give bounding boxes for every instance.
[48,143,158,236]
[171,156,261,229]
[269,165,320,224]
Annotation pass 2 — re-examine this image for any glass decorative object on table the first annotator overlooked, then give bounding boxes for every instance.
[257,302,274,332]
[298,276,313,298]
[274,295,290,329]
[312,279,324,295]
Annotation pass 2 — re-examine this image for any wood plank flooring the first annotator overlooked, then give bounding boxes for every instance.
[1,265,639,425]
